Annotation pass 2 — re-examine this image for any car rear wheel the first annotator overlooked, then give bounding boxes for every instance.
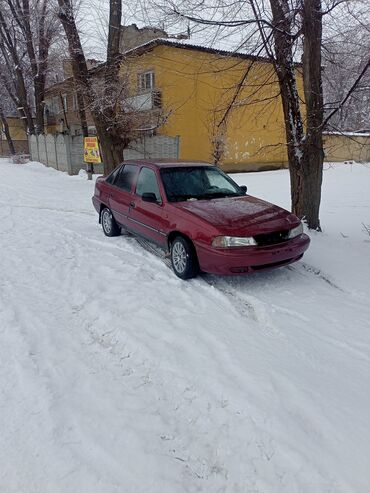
[101,207,120,237]
[171,236,199,280]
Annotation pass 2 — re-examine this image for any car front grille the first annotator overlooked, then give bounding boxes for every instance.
[253,230,289,246]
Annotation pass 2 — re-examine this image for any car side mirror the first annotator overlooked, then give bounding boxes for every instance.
[240,185,247,194]
[142,192,159,203]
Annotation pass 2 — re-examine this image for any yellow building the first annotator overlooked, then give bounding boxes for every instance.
[122,39,292,171]
[44,37,305,171]
[323,132,370,162]
[0,116,29,155]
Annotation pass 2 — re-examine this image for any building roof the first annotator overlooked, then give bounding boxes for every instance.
[123,37,271,63]
[45,36,274,93]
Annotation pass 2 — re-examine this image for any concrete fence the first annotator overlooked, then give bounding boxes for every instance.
[28,134,180,175]
[28,134,104,175]
[323,132,370,162]
[0,139,29,156]
[124,135,180,160]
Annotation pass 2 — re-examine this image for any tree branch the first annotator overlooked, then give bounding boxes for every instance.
[323,56,370,128]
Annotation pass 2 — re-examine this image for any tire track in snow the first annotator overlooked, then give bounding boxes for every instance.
[202,276,283,338]
[117,235,308,339]
[0,201,96,216]
[287,261,347,292]
[129,241,370,366]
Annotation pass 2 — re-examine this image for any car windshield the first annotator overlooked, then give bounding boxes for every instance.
[160,166,244,202]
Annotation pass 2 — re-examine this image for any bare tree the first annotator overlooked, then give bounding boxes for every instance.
[266,0,324,229]
[0,0,59,134]
[0,106,16,154]
[161,0,369,230]
[0,68,19,154]
[56,0,171,175]
[323,19,370,132]
[57,0,129,174]
[0,10,35,134]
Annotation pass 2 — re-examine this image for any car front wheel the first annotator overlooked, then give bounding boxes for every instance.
[101,207,120,237]
[171,236,199,280]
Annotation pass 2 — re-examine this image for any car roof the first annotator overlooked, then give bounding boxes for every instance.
[123,160,214,169]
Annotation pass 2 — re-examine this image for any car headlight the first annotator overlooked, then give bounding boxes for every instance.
[212,236,257,248]
[287,222,303,239]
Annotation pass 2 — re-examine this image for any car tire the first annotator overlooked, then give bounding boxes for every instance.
[171,236,199,280]
[101,207,121,237]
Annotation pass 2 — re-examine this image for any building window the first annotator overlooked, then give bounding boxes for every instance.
[72,93,78,111]
[44,100,51,116]
[52,97,60,114]
[62,94,68,112]
[138,71,155,93]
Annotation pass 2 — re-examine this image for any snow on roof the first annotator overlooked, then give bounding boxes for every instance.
[123,37,270,63]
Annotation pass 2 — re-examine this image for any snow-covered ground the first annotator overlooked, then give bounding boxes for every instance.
[0,158,369,493]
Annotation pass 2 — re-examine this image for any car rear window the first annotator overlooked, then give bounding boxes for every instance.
[105,166,121,184]
[114,164,138,192]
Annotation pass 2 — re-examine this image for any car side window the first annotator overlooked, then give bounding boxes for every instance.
[114,164,138,192]
[105,166,121,184]
[135,167,161,202]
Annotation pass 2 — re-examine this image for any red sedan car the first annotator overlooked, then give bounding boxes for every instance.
[92,160,310,279]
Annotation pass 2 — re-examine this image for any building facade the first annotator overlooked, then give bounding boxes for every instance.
[121,39,293,171]
[43,37,302,171]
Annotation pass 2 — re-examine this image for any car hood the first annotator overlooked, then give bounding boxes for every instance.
[176,195,300,235]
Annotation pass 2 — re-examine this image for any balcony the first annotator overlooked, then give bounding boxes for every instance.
[124,90,162,112]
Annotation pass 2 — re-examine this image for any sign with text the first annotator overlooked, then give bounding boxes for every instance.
[84,137,101,163]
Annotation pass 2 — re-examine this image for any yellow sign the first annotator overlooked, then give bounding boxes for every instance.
[84,137,101,163]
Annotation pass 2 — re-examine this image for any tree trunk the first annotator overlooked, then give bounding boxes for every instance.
[15,66,35,135]
[0,8,35,135]
[22,0,44,133]
[100,0,125,174]
[75,87,91,178]
[76,89,88,138]
[269,0,324,230]
[269,0,305,211]
[34,84,45,134]
[35,0,49,134]
[2,0,50,134]
[298,0,324,230]
[57,0,126,175]
[95,120,127,175]
[0,108,16,155]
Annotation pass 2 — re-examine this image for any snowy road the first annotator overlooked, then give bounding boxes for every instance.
[1,159,369,492]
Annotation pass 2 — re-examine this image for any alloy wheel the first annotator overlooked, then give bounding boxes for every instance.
[102,209,112,234]
[172,241,188,274]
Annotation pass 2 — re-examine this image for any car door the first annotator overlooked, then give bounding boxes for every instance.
[97,165,121,209]
[127,166,167,247]
[108,164,139,227]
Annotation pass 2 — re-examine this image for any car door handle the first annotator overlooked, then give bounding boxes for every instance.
[130,201,135,208]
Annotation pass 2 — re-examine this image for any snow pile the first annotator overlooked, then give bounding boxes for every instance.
[0,159,369,493]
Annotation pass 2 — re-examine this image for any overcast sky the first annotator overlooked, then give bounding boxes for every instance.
[77,0,369,60]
